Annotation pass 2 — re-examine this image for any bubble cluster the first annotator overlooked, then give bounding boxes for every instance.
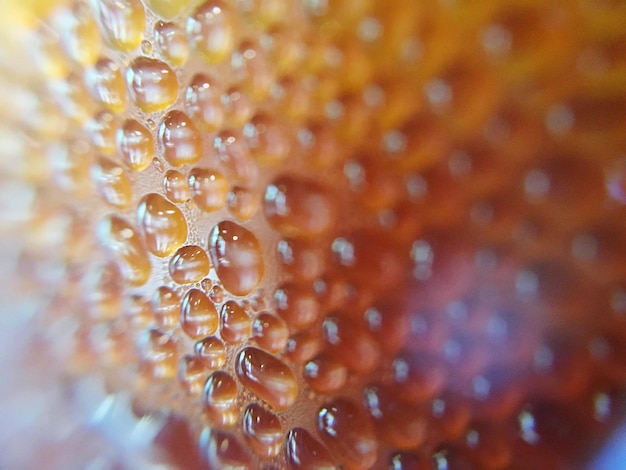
[5,0,626,468]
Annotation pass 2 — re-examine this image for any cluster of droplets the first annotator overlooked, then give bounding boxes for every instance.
[6,0,626,468]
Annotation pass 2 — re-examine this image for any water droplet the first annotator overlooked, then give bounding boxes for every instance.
[194,336,226,369]
[223,86,255,127]
[200,429,252,468]
[284,330,321,364]
[208,220,264,296]
[91,156,132,208]
[188,167,229,211]
[285,427,337,470]
[86,111,118,155]
[233,41,275,101]
[126,57,178,112]
[214,129,259,185]
[220,300,251,344]
[317,398,378,469]
[208,284,225,304]
[151,286,181,330]
[86,263,123,321]
[274,283,320,330]
[178,354,207,395]
[180,288,219,339]
[363,384,427,449]
[159,110,203,166]
[203,371,239,427]
[185,73,224,130]
[227,186,258,221]
[57,3,101,66]
[137,193,188,257]
[235,346,298,410]
[116,119,154,172]
[85,57,127,113]
[98,215,151,286]
[246,113,291,164]
[277,238,325,281]
[242,403,282,458]
[155,21,189,66]
[252,312,289,354]
[91,0,146,52]
[304,353,347,393]
[264,175,335,238]
[125,294,153,329]
[144,0,194,20]
[187,1,236,64]
[322,316,380,374]
[139,328,178,380]
[163,169,190,203]
[169,245,211,284]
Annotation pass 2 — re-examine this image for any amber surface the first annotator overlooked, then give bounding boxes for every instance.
[2,0,626,469]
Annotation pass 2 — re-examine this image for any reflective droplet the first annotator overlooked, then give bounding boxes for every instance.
[274,283,321,331]
[137,193,188,257]
[144,0,194,20]
[203,371,239,428]
[246,113,291,164]
[169,245,210,284]
[155,21,189,66]
[363,384,427,449]
[140,40,152,54]
[85,57,126,113]
[285,427,337,470]
[86,263,123,321]
[235,346,298,410]
[181,288,219,339]
[277,238,325,282]
[284,330,321,363]
[322,316,380,374]
[208,284,225,304]
[151,286,181,330]
[430,394,472,441]
[247,0,288,29]
[185,74,224,131]
[252,312,289,354]
[208,221,264,296]
[264,175,335,238]
[304,354,347,393]
[188,167,229,211]
[187,1,236,64]
[91,156,132,208]
[201,429,252,468]
[227,186,258,221]
[233,41,275,101]
[86,111,118,155]
[139,328,178,380]
[116,119,154,172]
[57,3,101,66]
[51,73,93,123]
[317,398,378,469]
[178,354,207,395]
[126,57,178,112]
[214,129,259,186]
[388,451,428,470]
[163,169,190,203]
[91,0,145,52]
[391,352,447,403]
[98,215,151,286]
[220,300,251,344]
[194,336,226,369]
[159,110,203,166]
[223,87,255,127]
[243,403,282,458]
